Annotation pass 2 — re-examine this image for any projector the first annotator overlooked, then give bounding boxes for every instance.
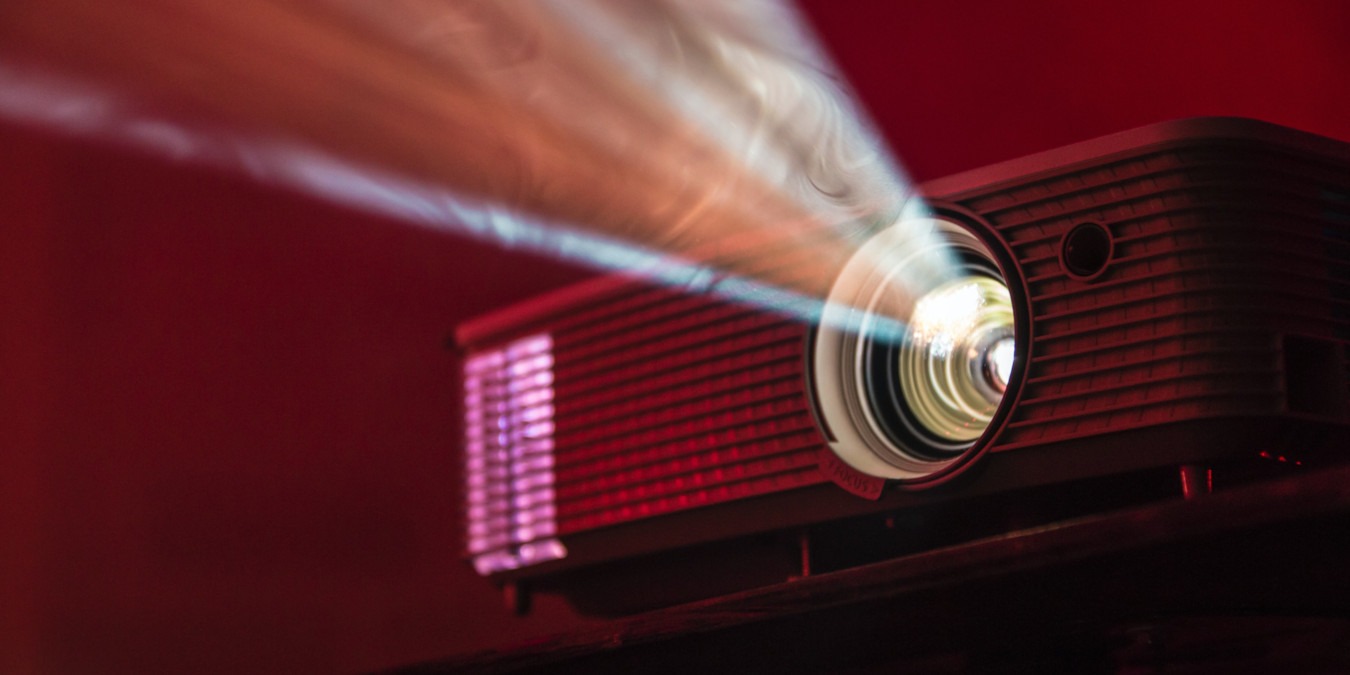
[457,118,1350,607]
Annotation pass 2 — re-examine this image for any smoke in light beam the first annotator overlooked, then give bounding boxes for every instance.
[0,0,959,325]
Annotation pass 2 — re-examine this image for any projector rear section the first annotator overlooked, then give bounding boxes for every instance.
[965,122,1350,454]
[457,118,1350,608]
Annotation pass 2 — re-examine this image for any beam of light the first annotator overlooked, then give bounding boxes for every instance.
[0,0,963,330]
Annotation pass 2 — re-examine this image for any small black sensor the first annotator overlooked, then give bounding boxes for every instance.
[1061,222,1113,280]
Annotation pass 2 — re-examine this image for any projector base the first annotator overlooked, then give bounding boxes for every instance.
[408,464,1350,674]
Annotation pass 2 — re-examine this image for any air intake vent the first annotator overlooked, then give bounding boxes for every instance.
[544,286,828,533]
[463,333,567,575]
[460,283,830,573]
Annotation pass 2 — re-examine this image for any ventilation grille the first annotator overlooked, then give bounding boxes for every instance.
[463,334,567,575]
[461,286,829,568]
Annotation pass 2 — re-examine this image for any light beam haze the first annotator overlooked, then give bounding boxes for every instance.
[0,0,960,325]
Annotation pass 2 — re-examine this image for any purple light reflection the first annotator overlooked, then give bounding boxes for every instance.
[463,333,567,573]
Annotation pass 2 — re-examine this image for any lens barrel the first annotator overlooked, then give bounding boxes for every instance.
[812,215,1023,483]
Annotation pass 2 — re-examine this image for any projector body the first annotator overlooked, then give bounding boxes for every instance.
[458,118,1350,602]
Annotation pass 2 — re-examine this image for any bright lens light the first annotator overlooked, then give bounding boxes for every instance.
[987,336,1016,392]
[900,275,1014,443]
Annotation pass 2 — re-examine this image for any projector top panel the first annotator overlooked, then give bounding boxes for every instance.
[921,117,1350,199]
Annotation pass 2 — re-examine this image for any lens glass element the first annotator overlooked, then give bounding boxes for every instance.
[900,275,1013,443]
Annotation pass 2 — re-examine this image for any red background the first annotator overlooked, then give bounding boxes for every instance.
[3,1,1350,672]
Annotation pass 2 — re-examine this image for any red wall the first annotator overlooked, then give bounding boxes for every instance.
[3,2,1349,672]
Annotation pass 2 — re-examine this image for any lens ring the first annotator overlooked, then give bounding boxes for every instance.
[810,214,1025,483]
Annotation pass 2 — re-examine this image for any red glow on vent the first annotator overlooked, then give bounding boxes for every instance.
[461,285,834,551]
[1258,450,1304,467]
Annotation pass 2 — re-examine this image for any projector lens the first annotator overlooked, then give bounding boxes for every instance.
[812,215,1023,482]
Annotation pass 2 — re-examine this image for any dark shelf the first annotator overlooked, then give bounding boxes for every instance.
[402,465,1350,674]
